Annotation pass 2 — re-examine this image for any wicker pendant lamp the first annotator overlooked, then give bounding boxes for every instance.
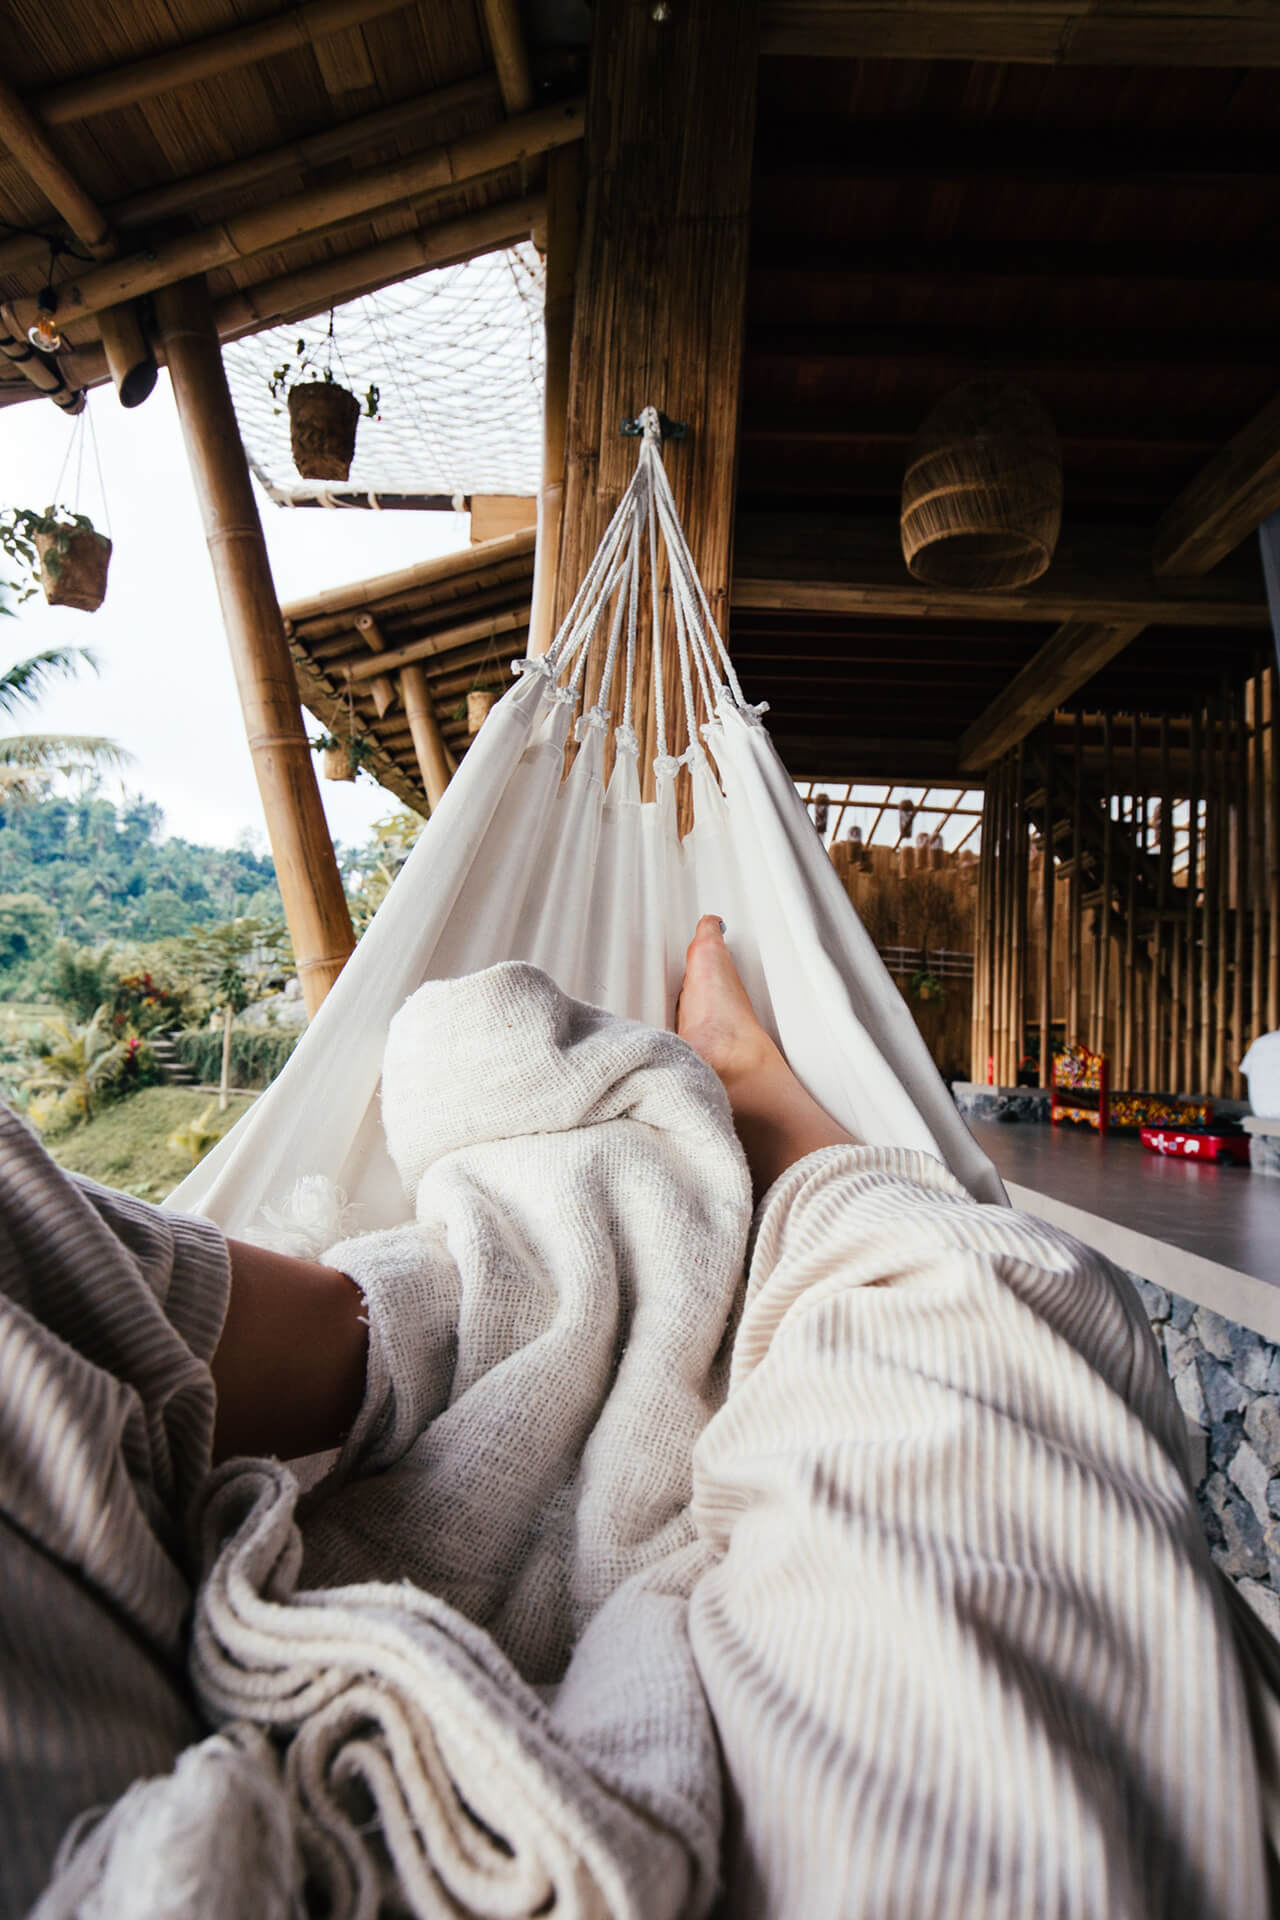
[900,378,1063,589]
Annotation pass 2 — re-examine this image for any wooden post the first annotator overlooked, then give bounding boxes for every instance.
[156,277,354,1016]
[1200,698,1216,1093]
[1185,710,1200,1090]
[1215,684,1232,1096]
[1156,715,1171,1089]
[1252,662,1267,1056]
[528,144,581,659]
[1068,713,1083,1043]
[555,0,760,812]
[1234,679,1249,1093]
[400,666,453,810]
[1123,723,1138,1089]
[1270,663,1280,1033]
[1039,740,1054,1086]
[1100,713,1113,1064]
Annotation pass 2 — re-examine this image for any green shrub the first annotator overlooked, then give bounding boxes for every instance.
[170,1025,298,1090]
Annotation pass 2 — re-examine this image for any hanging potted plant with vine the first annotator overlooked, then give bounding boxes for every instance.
[311,730,374,783]
[1,505,112,612]
[269,310,381,483]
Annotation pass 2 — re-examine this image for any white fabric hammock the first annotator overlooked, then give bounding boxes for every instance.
[170,408,1001,1230]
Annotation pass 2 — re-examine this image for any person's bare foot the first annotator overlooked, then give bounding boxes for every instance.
[677,914,858,1198]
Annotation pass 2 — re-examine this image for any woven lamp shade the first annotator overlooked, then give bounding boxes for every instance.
[901,379,1063,589]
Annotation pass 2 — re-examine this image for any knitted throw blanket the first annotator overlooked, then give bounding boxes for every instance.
[64,965,752,1920]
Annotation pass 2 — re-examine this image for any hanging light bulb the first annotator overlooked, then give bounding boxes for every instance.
[26,288,63,353]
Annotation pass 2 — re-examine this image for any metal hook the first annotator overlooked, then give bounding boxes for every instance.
[620,410,687,441]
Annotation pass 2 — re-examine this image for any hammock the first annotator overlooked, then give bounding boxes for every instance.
[170,408,1002,1231]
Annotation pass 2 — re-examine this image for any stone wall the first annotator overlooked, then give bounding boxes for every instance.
[1129,1275,1280,1641]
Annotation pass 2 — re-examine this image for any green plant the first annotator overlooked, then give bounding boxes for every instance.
[0,506,102,602]
[23,1006,153,1124]
[170,1025,299,1090]
[311,731,375,780]
[268,339,380,419]
[344,807,425,933]
[910,969,946,1006]
[0,646,127,803]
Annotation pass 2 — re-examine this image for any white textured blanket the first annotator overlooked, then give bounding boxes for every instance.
[195,963,751,1917]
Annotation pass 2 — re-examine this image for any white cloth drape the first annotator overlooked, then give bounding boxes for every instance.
[169,414,1001,1233]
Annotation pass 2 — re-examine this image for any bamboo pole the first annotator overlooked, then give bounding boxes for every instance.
[994,757,1008,1081]
[353,612,399,719]
[1100,713,1113,1063]
[1270,663,1280,1032]
[344,607,529,680]
[1200,698,1215,1092]
[528,146,581,659]
[1156,715,1171,1088]
[1039,741,1054,1085]
[479,0,536,113]
[97,302,157,408]
[1185,709,1200,1089]
[400,666,454,810]
[1252,662,1267,1056]
[157,277,354,1016]
[1220,687,1235,1098]
[980,774,997,1080]
[37,0,411,126]
[0,307,84,412]
[14,100,585,330]
[283,529,535,627]
[1234,678,1249,1093]
[1123,723,1137,1089]
[1068,713,1083,1043]
[0,74,114,255]
[1013,744,1028,1083]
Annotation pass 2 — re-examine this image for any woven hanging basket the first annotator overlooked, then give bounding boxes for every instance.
[467,689,497,736]
[288,381,360,482]
[35,527,112,611]
[320,743,359,782]
[900,379,1063,590]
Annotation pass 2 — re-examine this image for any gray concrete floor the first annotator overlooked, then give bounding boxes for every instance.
[967,1117,1280,1289]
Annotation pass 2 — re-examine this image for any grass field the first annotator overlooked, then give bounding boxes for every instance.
[43,1085,257,1201]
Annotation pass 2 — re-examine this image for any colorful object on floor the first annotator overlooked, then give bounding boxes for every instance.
[1051,1042,1109,1135]
[1111,1093,1213,1133]
[1140,1126,1251,1167]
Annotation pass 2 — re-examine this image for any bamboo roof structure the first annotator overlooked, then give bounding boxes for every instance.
[2,3,1280,791]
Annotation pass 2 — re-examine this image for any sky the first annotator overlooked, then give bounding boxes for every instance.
[0,374,472,851]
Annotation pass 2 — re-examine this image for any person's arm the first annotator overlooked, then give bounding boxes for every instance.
[210,1238,367,1464]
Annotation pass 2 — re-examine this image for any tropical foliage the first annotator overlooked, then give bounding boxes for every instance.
[23,1006,158,1127]
[0,645,127,802]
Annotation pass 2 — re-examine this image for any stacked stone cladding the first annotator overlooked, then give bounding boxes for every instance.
[1129,1275,1280,1641]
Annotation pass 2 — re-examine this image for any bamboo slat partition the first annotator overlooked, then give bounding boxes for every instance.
[970,673,1279,1100]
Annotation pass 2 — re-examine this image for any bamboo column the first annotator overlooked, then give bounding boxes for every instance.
[1234,679,1249,1092]
[1123,724,1138,1089]
[1200,696,1216,1092]
[400,666,453,810]
[554,0,760,814]
[1215,682,1232,1095]
[1185,711,1200,1090]
[528,144,582,659]
[1270,663,1280,1032]
[1100,714,1114,1062]
[1252,663,1267,1055]
[1039,742,1054,1085]
[1012,744,1028,1081]
[1068,714,1083,1043]
[157,277,355,1016]
[1155,716,1171,1088]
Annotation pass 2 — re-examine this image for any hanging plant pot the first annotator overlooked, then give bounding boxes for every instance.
[320,743,360,782]
[288,381,360,481]
[35,526,113,611]
[900,378,1063,590]
[467,689,497,736]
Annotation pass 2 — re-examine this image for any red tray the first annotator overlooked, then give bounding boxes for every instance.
[1140,1126,1251,1166]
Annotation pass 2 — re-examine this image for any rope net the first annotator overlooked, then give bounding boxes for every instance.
[222,244,545,507]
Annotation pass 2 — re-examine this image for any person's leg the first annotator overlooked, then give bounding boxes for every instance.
[676,914,857,1198]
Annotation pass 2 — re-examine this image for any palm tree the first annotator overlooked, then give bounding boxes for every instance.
[23,1005,136,1123]
[0,645,130,802]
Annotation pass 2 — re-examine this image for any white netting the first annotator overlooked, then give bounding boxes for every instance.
[222,244,545,505]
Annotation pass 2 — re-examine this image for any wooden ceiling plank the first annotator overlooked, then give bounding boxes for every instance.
[4,98,583,329]
[759,3,1280,67]
[1152,390,1280,577]
[36,0,413,126]
[957,622,1146,772]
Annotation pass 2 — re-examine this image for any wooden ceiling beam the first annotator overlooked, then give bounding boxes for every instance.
[1152,390,1280,577]
[730,516,1267,629]
[35,0,411,126]
[759,2,1280,67]
[479,0,536,114]
[0,75,113,257]
[283,528,535,627]
[4,99,583,330]
[959,389,1280,770]
[745,324,1277,373]
[342,609,530,681]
